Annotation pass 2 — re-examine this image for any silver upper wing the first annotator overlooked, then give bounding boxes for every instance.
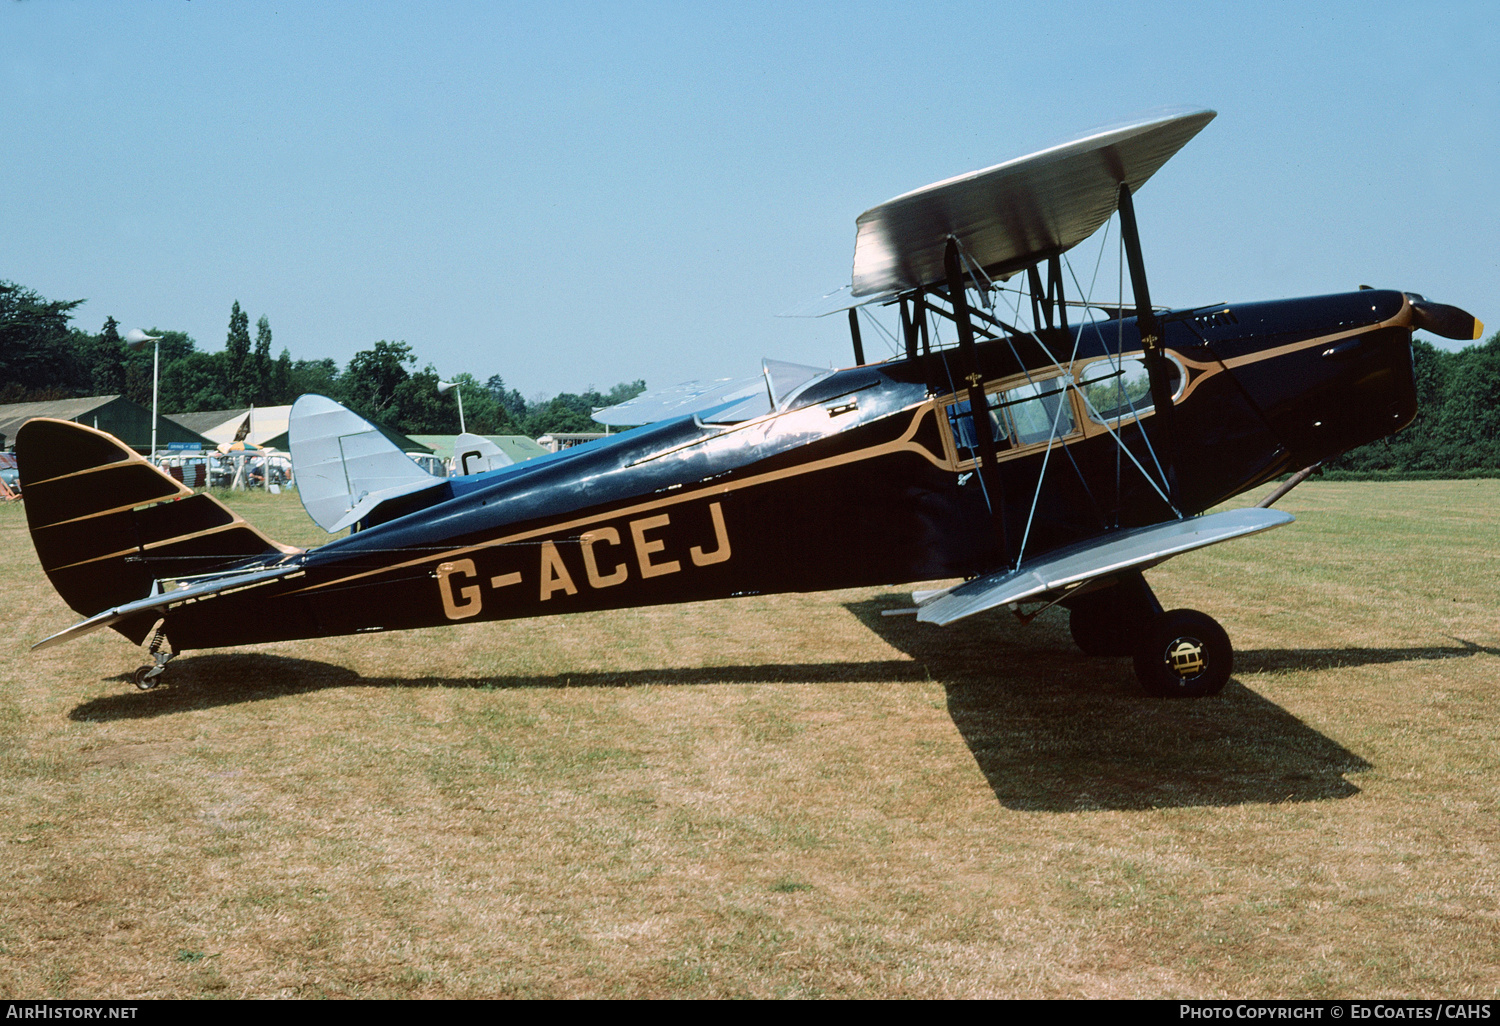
[852,107,1215,298]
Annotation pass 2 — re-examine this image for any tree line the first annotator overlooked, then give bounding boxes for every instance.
[6,277,1498,469]
[0,280,644,437]
[1325,335,1500,476]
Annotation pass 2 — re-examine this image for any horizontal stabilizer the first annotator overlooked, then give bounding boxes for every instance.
[31,562,302,651]
[289,395,445,533]
[853,107,1215,298]
[917,507,1292,626]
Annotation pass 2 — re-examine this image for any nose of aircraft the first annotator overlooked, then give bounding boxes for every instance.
[1408,296,1484,341]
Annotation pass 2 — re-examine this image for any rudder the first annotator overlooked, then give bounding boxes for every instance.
[18,419,297,643]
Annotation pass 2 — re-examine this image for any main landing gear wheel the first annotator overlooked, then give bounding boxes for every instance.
[1133,609,1232,698]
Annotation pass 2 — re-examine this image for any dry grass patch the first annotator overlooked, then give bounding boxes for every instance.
[0,483,1498,997]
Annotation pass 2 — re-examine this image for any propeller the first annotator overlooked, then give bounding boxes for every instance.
[1409,299,1484,341]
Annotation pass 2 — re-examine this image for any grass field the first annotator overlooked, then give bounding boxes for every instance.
[1,481,1498,998]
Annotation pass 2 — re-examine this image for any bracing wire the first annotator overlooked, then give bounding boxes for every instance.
[964,235,1179,569]
[856,305,902,357]
[1060,216,1178,515]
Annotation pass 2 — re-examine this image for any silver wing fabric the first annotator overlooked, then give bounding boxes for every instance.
[852,107,1215,298]
[916,507,1291,626]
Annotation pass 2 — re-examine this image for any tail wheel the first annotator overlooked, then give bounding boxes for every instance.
[1133,609,1232,698]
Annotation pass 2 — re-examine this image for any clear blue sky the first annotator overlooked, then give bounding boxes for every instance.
[4,1,1495,398]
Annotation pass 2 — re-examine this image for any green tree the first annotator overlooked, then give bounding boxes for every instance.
[1331,331,1500,475]
[91,316,127,396]
[1436,333,1500,470]
[289,357,340,401]
[485,374,529,425]
[0,281,87,400]
[252,315,273,403]
[604,379,647,406]
[158,351,231,412]
[272,348,294,404]
[523,381,647,436]
[388,364,449,433]
[118,326,192,407]
[441,373,510,433]
[224,301,252,404]
[342,340,415,423]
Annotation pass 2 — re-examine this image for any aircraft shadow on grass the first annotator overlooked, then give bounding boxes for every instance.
[68,596,1498,814]
[847,597,1500,813]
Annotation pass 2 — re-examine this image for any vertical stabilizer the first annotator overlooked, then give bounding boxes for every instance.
[288,395,444,533]
[17,418,295,643]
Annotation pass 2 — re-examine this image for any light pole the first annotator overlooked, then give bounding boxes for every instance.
[437,380,466,434]
[125,328,164,463]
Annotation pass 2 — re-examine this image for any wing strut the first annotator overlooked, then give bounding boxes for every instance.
[900,299,918,360]
[847,308,865,365]
[944,237,1010,557]
[1117,182,1180,510]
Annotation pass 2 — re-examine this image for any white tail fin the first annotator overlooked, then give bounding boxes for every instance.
[288,395,441,533]
[451,432,514,476]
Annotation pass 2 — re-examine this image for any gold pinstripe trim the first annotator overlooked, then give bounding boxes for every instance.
[21,418,196,494]
[920,298,1419,468]
[35,494,191,531]
[22,419,301,556]
[25,459,190,495]
[45,519,294,573]
[33,487,298,553]
[1170,299,1416,404]
[1220,323,1390,369]
[39,500,301,554]
[285,402,949,599]
[140,521,266,552]
[46,545,141,572]
[284,300,1420,601]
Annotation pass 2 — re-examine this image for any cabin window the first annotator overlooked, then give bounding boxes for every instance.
[1077,355,1182,425]
[942,373,1078,465]
[945,392,1012,462]
[1007,378,1076,445]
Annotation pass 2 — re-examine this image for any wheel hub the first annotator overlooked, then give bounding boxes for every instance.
[1165,637,1207,679]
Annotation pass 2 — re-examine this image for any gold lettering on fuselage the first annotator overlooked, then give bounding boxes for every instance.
[689,501,731,567]
[539,540,578,600]
[630,514,681,578]
[437,559,481,620]
[432,503,732,619]
[580,527,629,588]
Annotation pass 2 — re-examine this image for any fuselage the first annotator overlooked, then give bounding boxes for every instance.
[162,289,1420,651]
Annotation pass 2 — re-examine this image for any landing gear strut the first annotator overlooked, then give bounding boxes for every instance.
[1065,573,1161,657]
[131,626,175,691]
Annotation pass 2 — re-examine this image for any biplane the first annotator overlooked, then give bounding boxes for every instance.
[17,108,1483,696]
